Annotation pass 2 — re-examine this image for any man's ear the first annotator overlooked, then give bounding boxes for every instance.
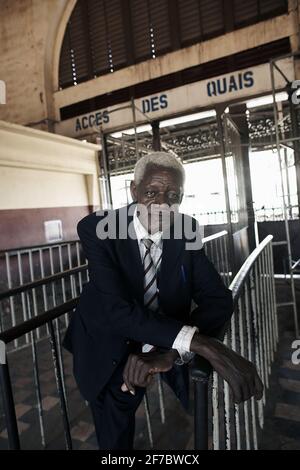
[130,180,138,202]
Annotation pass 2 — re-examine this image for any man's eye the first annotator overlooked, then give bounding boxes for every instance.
[169,192,180,201]
[145,191,155,198]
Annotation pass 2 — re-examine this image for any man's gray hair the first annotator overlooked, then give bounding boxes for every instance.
[134,151,185,185]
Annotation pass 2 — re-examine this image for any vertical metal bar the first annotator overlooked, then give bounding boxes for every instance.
[260,254,271,378]
[58,244,69,327]
[193,378,209,450]
[216,111,237,276]
[245,281,258,450]
[76,242,83,292]
[143,393,153,449]
[267,243,277,354]
[258,256,269,390]
[48,320,72,450]
[49,247,57,309]
[269,242,279,344]
[215,237,221,273]
[131,97,139,159]
[157,373,165,424]
[238,296,251,450]
[223,234,231,285]
[5,253,17,347]
[39,248,50,336]
[54,315,69,414]
[212,371,220,450]
[28,250,40,339]
[264,248,274,362]
[25,292,46,447]
[17,252,29,345]
[0,340,20,449]
[254,261,267,413]
[230,311,241,450]
[223,331,231,450]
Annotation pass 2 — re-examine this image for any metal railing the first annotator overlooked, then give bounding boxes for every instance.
[0,240,87,349]
[192,235,277,450]
[254,205,299,221]
[0,231,231,449]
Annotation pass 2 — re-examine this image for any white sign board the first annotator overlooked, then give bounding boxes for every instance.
[55,58,294,138]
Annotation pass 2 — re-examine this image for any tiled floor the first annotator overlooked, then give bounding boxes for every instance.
[0,280,299,450]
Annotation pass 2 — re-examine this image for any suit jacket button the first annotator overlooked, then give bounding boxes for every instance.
[112,360,117,366]
[126,340,130,345]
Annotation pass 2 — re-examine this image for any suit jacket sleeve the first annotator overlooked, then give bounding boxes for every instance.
[189,247,233,337]
[77,215,184,348]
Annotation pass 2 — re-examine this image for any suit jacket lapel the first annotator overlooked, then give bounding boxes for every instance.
[159,219,185,294]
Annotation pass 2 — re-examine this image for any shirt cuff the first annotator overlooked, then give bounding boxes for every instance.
[172,325,199,365]
[142,343,155,353]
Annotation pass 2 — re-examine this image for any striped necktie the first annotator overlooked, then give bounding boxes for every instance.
[142,238,161,313]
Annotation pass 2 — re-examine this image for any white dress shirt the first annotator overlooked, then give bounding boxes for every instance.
[133,207,198,365]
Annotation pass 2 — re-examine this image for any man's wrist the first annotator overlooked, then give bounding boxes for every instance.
[167,349,180,363]
[190,332,219,361]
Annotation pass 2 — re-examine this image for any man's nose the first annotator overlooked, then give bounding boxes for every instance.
[155,192,169,205]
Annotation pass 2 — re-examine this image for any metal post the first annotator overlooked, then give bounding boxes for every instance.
[100,131,113,207]
[151,120,161,151]
[193,378,209,450]
[131,96,139,159]
[0,340,20,449]
[216,110,237,276]
[48,320,72,450]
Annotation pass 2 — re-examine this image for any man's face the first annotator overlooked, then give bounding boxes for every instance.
[130,165,184,233]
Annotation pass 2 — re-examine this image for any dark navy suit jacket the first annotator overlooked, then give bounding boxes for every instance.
[63,203,233,409]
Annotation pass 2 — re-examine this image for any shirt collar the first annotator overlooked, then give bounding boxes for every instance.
[133,206,163,247]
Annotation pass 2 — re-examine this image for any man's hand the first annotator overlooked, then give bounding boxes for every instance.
[121,349,179,394]
[190,333,264,404]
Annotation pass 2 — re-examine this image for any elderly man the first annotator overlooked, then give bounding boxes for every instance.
[63,151,263,450]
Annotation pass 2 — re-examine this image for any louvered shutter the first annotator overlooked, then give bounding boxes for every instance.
[87,0,110,75]
[199,0,224,38]
[59,28,73,89]
[259,0,287,15]
[148,0,171,55]
[67,3,90,83]
[105,0,127,70]
[178,0,201,46]
[131,0,152,61]
[234,0,258,26]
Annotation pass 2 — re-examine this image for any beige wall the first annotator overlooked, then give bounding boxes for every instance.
[0,120,101,249]
[0,120,101,209]
[1,0,300,133]
[0,167,89,210]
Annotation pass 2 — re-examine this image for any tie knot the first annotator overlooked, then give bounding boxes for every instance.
[142,238,153,251]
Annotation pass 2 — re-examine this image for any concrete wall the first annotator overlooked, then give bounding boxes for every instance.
[0,0,75,130]
[0,120,101,250]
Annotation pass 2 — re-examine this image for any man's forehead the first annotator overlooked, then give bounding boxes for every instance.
[141,166,183,186]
